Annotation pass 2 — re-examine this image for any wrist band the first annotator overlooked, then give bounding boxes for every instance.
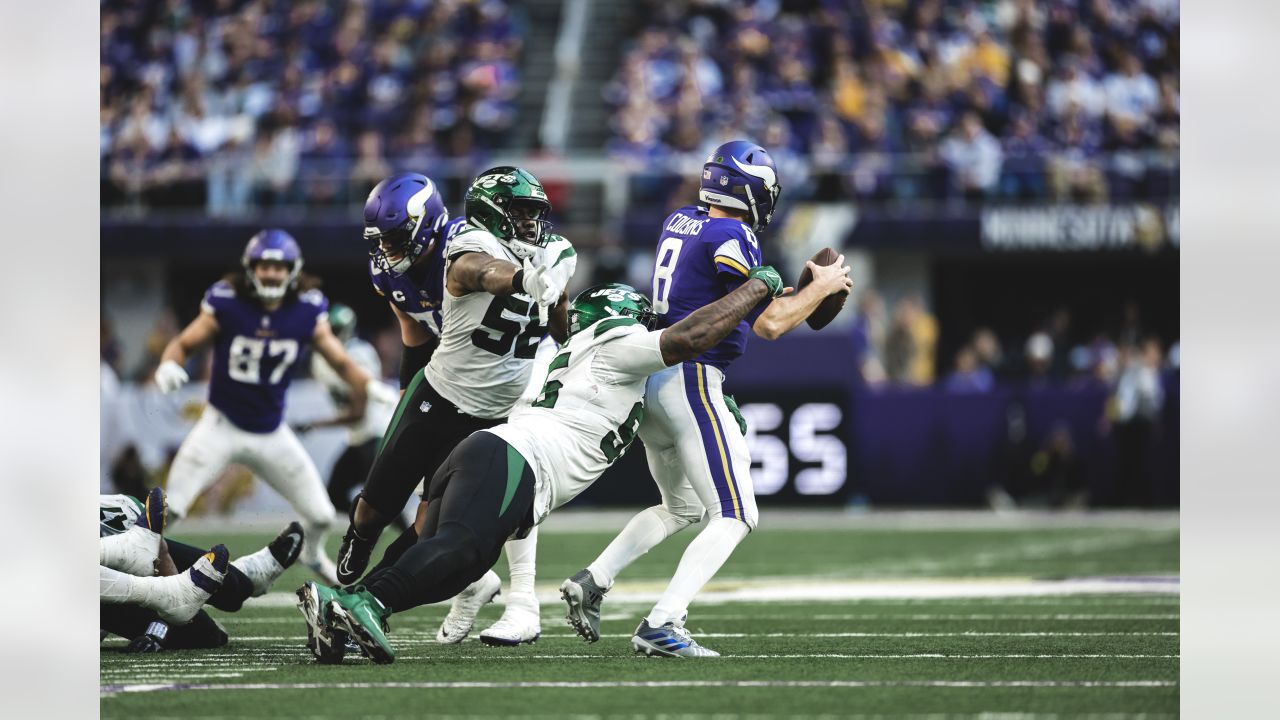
[145,621,169,641]
[511,268,525,294]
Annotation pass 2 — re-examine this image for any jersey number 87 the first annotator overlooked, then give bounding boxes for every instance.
[228,336,299,384]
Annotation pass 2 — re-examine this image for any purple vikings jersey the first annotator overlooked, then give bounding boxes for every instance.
[368,216,466,336]
[201,281,328,433]
[652,205,771,369]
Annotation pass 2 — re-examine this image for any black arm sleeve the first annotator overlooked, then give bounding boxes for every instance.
[399,337,437,389]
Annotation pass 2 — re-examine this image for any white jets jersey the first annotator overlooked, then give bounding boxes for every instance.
[487,319,669,525]
[100,494,143,537]
[310,337,396,445]
[425,227,576,419]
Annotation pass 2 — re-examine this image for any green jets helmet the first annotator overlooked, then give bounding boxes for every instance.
[568,283,657,337]
[463,166,552,259]
[328,303,358,343]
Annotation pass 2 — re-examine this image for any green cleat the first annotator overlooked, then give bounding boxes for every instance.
[295,581,348,665]
[327,586,395,664]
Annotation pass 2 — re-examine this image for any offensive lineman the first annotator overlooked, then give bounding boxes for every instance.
[329,169,574,650]
[560,140,853,656]
[154,229,376,584]
[296,264,845,664]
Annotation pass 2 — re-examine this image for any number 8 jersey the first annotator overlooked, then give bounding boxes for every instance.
[424,227,576,419]
[202,279,328,433]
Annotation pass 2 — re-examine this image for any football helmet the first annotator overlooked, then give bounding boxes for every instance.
[242,229,303,301]
[699,140,782,233]
[364,173,449,275]
[327,304,358,344]
[464,166,553,259]
[568,283,656,336]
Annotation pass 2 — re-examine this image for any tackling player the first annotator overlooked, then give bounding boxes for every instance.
[560,141,854,656]
[297,265,849,664]
[332,169,575,649]
[154,229,376,585]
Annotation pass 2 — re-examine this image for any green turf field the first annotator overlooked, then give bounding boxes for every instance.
[101,511,1179,719]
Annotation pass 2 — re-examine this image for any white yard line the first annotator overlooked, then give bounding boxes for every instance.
[245,577,1178,610]
[186,630,1177,642]
[102,679,1177,694]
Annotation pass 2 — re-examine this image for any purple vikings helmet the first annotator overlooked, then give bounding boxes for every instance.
[699,140,782,233]
[242,229,303,300]
[364,172,450,275]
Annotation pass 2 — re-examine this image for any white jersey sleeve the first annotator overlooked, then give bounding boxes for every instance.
[592,326,668,384]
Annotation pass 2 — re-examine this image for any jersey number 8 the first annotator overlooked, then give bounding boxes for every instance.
[652,237,683,315]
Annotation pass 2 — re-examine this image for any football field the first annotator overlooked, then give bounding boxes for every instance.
[101,510,1179,719]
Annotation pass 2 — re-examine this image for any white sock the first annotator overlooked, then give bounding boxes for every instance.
[99,565,144,605]
[99,526,161,576]
[646,517,748,627]
[230,546,283,597]
[300,522,330,566]
[588,506,698,589]
[504,528,538,605]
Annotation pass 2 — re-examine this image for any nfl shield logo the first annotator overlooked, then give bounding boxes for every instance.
[720,176,729,186]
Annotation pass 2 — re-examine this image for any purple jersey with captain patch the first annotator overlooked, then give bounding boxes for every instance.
[368,215,465,337]
[202,280,328,433]
[651,205,770,370]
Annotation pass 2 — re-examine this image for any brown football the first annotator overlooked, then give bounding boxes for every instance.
[796,247,849,330]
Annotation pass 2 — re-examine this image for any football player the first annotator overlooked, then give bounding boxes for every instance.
[300,304,399,521]
[154,229,377,585]
[100,487,304,652]
[332,169,574,649]
[560,141,853,656]
[297,267,851,664]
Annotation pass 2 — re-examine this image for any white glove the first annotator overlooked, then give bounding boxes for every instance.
[154,360,189,394]
[365,378,399,406]
[520,259,563,308]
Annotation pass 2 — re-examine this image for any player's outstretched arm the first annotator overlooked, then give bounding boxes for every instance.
[660,266,786,366]
[751,256,853,340]
[312,319,371,424]
[548,290,570,344]
[446,252,523,296]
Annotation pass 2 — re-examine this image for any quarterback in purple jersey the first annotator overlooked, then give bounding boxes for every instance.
[561,141,852,656]
[154,229,378,585]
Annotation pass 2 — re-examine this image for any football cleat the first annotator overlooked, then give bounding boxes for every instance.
[137,487,166,533]
[158,544,229,625]
[296,581,347,664]
[232,521,304,597]
[436,570,501,644]
[327,586,395,664]
[631,618,721,658]
[560,569,608,643]
[479,593,541,646]
[336,526,376,585]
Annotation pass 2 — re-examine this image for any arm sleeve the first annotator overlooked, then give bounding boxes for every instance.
[593,326,669,383]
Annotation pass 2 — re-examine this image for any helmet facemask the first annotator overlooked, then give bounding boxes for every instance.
[504,198,553,256]
[367,215,431,275]
[246,258,300,301]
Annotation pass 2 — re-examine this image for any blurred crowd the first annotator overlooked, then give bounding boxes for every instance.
[101,0,520,213]
[608,0,1179,203]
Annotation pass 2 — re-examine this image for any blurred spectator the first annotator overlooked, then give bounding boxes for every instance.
[1109,338,1165,505]
[850,290,888,385]
[884,296,938,386]
[972,327,1007,378]
[944,345,995,393]
[939,111,1004,200]
[1025,331,1054,382]
[1028,423,1087,508]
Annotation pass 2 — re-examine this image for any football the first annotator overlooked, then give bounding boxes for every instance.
[796,247,849,330]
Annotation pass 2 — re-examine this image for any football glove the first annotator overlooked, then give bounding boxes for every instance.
[747,265,786,297]
[154,360,189,394]
[519,258,564,308]
[125,621,169,653]
[723,395,748,435]
[366,378,400,406]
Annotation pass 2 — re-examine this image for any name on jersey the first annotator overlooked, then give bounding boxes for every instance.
[665,213,706,236]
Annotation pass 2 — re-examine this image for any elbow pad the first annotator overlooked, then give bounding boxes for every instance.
[399,340,436,389]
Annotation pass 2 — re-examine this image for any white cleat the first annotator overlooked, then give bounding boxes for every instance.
[631,618,721,658]
[479,593,541,646]
[436,570,501,644]
[304,555,340,587]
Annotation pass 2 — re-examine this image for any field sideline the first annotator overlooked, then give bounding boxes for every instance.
[102,510,1179,718]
